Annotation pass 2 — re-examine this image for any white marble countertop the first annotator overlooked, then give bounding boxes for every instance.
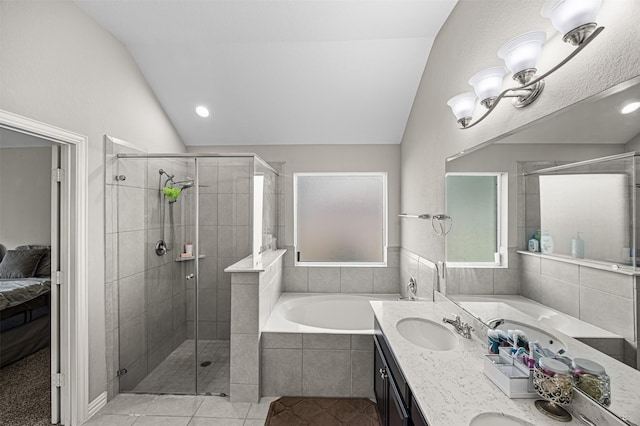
[224,249,286,273]
[370,300,637,426]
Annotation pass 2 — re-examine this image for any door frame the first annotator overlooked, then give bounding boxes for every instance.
[0,109,89,425]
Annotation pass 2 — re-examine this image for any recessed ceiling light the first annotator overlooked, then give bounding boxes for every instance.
[621,101,640,114]
[195,106,210,118]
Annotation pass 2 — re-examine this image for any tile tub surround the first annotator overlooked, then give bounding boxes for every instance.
[519,252,638,367]
[225,249,286,403]
[371,299,639,426]
[261,333,375,398]
[281,246,401,294]
[399,247,443,300]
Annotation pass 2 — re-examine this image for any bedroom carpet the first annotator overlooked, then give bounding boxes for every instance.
[0,347,51,426]
[265,396,381,426]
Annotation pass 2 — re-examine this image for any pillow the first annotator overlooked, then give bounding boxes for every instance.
[0,249,46,279]
[15,244,51,277]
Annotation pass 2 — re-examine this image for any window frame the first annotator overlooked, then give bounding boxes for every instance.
[293,172,388,267]
[445,172,508,268]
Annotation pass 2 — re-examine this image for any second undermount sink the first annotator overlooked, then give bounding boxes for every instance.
[469,412,534,426]
[396,317,458,351]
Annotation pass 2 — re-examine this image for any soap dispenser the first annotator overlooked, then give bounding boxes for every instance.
[571,232,585,259]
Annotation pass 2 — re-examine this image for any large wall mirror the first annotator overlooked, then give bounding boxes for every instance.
[443,76,640,424]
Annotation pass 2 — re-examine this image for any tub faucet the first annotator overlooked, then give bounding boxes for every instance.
[442,314,473,339]
[407,277,417,299]
[487,318,505,329]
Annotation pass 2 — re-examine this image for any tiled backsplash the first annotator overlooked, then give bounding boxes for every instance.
[520,253,638,368]
[444,248,521,296]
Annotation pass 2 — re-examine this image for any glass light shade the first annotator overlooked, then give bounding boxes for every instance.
[541,0,602,36]
[447,92,477,121]
[468,67,507,103]
[497,31,546,75]
[621,101,640,115]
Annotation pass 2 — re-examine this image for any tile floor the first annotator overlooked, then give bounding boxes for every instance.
[132,340,230,395]
[85,394,277,426]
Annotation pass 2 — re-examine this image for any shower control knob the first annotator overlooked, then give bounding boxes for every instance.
[186,274,194,280]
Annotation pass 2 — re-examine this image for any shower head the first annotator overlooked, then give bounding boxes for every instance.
[159,169,175,180]
[174,179,195,191]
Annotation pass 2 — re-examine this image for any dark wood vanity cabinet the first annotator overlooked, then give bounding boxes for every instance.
[374,319,429,426]
[374,336,409,426]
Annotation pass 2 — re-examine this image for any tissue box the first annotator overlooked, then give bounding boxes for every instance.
[483,348,537,398]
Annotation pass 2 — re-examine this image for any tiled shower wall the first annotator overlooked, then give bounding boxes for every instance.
[184,160,252,341]
[104,141,189,397]
[182,159,281,340]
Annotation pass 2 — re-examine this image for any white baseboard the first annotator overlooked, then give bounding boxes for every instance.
[87,391,108,419]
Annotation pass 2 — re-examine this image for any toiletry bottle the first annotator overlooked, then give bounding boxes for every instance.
[541,231,554,254]
[528,234,539,252]
[571,232,585,259]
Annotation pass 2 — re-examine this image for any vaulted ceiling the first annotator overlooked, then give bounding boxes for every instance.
[75,1,457,146]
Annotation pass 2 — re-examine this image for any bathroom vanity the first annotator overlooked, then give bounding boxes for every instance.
[374,318,428,426]
[371,299,633,426]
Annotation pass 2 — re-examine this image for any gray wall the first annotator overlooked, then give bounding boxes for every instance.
[0,146,52,249]
[0,1,186,400]
[400,0,640,263]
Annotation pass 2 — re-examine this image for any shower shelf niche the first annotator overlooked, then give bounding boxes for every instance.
[175,254,206,262]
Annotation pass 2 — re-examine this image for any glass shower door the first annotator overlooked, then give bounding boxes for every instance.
[116,156,197,394]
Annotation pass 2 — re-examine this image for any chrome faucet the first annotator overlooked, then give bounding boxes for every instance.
[442,314,473,339]
[487,318,505,329]
[407,277,417,300]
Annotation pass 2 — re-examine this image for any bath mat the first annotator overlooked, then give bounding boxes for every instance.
[265,396,381,426]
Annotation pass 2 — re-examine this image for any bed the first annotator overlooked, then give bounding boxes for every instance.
[0,244,52,368]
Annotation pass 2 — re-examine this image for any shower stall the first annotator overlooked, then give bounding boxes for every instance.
[111,153,279,395]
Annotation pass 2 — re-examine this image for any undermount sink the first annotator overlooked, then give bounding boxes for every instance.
[495,320,566,353]
[469,412,534,426]
[396,317,458,351]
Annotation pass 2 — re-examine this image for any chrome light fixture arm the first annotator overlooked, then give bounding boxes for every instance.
[460,26,604,130]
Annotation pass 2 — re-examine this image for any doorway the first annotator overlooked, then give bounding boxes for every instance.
[0,110,90,426]
[0,128,56,425]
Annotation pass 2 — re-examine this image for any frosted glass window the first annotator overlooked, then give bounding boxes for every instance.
[294,173,387,265]
[446,174,504,265]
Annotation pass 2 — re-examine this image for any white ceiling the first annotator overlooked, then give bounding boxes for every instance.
[75,0,457,146]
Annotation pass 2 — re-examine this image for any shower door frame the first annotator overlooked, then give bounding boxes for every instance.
[115,152,276,395]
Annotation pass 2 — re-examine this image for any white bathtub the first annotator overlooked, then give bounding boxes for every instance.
[263,293,399,334]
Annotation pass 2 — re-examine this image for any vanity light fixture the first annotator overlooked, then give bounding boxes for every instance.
[447,0,604,129]
[195,105,210,118]
[621,101,640,115]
